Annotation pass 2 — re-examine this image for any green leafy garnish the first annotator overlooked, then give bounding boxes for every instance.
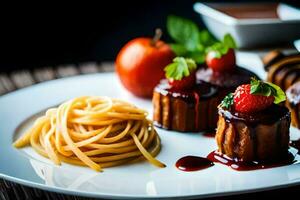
[167,15,216,64]
[220,93,234,109]
[167,15,200,51]
[206,34,237,58]
[164,57,197,80]
[250,78,286,104]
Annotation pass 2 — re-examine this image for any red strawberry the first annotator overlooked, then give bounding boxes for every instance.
[233,84,274,113]
[168,71,196,90]
[206,48,236,72]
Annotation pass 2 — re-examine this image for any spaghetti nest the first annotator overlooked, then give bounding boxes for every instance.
[14,96,165,172]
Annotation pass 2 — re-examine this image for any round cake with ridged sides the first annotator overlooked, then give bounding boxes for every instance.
[215,79,290,161]
[153,80,220,132]
[152,57,221,132]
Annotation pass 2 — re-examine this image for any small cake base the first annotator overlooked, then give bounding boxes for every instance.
[216,105,291,161]
[153,80,219,132]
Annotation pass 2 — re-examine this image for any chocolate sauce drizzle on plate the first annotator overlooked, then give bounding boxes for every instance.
[176,150,296,172]
[207,150,295,171]
[176,156,214,171]
[203,132,215,138]
[176,136,299,172]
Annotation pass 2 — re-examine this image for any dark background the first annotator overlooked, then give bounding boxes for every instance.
[1,0,299,72]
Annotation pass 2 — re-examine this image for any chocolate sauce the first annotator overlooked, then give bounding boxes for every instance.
[207,150,295,171]
[154,80,219,132]
[176,156,214,171]
[197,67,257,89]
[203,132,215,138]
[215,3,279,19]
[219,105,290,126]
[154,80,218,103]
[194,92,200,130]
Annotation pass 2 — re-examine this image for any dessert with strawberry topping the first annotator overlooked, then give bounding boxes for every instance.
[153,57,220,132]
[197,34,258,98]
[215,78,290,161]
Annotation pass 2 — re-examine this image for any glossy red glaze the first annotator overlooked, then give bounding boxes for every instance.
[176,156,214,171]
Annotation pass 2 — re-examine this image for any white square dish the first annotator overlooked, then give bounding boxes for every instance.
[194,3,300,48]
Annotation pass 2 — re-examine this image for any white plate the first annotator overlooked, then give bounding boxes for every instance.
[1,54,300,199]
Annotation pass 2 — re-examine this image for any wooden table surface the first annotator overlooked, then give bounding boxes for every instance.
[0,62,300,200]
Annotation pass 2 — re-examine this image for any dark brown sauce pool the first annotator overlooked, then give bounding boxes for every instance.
[176,150,296,172]
[207,151,295,171]
[203,132,215,138]
[176,156,214,171]
[211,3,279,19]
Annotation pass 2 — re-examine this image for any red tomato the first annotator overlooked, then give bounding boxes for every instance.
[116,37,174,98]
[206,48,236,72]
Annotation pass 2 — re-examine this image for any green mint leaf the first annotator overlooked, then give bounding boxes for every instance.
[220,93,234,109]
[170,43,205,64]
[205,33,237,58]
[199,30,217,46]
[186,50,206,64]
[164,57,197,80]
[250,78,286,104]
[205,42,228,59]
[170,44,188,56]
[167,15,199,51]
[223,33,237,49]
[265,82,286,104]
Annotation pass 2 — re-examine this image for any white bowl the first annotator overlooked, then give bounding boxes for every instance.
[194,3,300,48]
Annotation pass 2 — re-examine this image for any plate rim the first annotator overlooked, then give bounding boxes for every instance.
[1,72,300,199]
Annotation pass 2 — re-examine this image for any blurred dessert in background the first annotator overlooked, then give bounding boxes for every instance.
[265,50,300,129]
[197,34,258,112]
[286,82,300,129]
[197,67,257,99]
[266,50,300,92]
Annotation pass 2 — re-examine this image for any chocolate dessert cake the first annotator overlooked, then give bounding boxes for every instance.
[215,79,290,162]
[153,80,219,132]
[216,105,290,161]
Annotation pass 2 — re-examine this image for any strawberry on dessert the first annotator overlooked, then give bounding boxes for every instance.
[216,79,290,162]
[197,34,258,103]
[206,34,237,72]
[164,57,197,90]
[206,48,235,72]
[152,57,220,132]
[233,84,274,113]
